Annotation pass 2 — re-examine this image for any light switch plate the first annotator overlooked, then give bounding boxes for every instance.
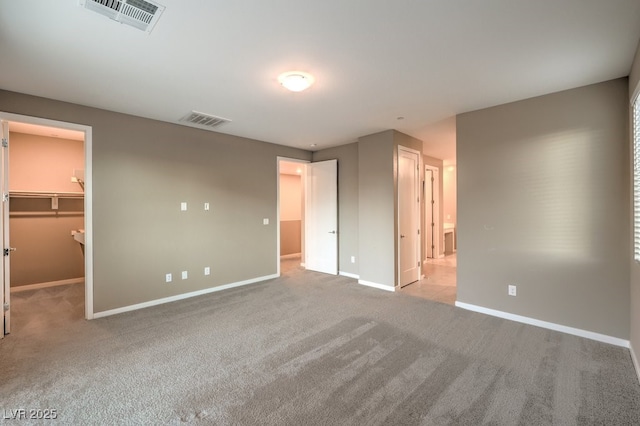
[181,202,187,211]
[182,271,188,280]
[204,267,210,276]
[263,218,269,225]
[204,202,210,211]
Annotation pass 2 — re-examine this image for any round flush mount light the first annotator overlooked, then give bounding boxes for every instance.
[278,71,315,92]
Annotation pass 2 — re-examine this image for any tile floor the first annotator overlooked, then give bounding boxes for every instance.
[399,254,457,305]
[282,253,457,306]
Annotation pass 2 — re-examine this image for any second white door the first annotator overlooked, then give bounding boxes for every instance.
[398,147,420,287]
[305,159,338,275]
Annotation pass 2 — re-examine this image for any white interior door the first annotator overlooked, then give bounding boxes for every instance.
[1,120,10,336]
[398,148,420,287]
[305,159,337,275]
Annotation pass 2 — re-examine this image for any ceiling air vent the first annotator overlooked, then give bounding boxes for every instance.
[80,0,165,33]
[180,111,232,130]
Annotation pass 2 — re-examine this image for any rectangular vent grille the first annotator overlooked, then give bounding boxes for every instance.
[80,0,165,33]
[180,111,231,130]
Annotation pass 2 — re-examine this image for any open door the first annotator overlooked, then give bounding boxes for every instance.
[305,159,338,275]
[398,147,420,287]
[1,120,10,336]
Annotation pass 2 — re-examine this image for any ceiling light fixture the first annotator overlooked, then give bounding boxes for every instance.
[278,71,315,92]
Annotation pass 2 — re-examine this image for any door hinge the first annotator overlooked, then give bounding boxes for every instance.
[2,193,8,202]
[418,261,421,267]
[1,138,7,148]
[3,302,8,312]
[3,247,15,256]
[417,229,420,235]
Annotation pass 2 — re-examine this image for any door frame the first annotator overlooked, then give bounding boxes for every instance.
[276,157,309,276]
[425,165,440,259]
[397,146,421,287]
[0,112,94,321]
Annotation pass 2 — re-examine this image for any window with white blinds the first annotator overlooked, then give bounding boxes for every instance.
[634,95,640,261]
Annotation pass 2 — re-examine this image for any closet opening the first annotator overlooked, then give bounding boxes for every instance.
[1,114,93,338]
[277,158,307,276]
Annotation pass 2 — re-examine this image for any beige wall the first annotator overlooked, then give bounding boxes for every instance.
[457,78,630,339]
[629,39,640,367]
[443,165,457,225]
[9,132,85,286]
[279,174,302,255]
[0,89,311,313]
[279,174,301,221]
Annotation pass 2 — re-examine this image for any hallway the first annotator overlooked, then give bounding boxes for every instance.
[400,254,456,305]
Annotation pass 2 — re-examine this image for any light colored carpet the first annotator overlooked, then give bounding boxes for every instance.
[1,260,639,425]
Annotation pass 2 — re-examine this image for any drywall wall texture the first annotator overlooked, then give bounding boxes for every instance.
[313,143,359,276]
[0,90,311,313]
[629,39,640,364]
[457,78,630,339]
[358,130,396,287]
[443,165,457,225]
[9,132,84,286]
[279,174,302,256]
[10,198,84,286]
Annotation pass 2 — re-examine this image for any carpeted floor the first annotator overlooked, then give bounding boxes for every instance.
[1,259,639,425]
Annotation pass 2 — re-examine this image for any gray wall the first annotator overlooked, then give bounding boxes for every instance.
[457,78,630,338]
[313,142,359,276]
[0,90,311,313]
[358,130,395,287]
[629,40,640,360]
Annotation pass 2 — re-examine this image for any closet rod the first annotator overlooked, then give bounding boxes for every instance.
[9,190,84,198]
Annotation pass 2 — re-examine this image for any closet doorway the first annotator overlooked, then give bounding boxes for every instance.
[277,158,308,275]
[0,113,93,338]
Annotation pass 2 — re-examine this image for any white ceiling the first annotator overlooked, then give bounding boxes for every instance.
[1,1,639,164]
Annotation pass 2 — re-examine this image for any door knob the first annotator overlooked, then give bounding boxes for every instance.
[400,235,405,238]
[328,230,336,234]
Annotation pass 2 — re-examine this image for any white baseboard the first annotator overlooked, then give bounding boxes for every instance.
[339,271,359,279]
[455,301,630,348]
[11,277,84,293]
[93,274,278,319]
[358,279,395,292]
[631,343,640,385]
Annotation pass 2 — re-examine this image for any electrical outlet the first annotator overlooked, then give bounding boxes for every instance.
[182,271,188,280]
[204,266,210,276]
[165,273,172,283]
[508,285,517,296]
[263,218,269,225]
[351,256,356,263]
[181,202,187,211]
